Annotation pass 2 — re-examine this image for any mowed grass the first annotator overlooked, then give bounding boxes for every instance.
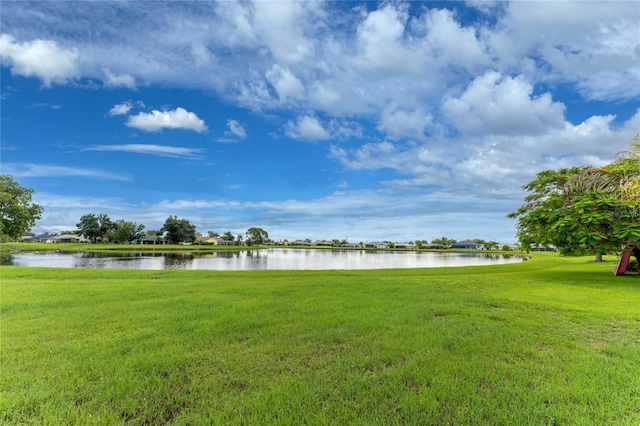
[1,253,639,425]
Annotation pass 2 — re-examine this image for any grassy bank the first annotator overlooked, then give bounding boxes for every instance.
[1,253,639,425]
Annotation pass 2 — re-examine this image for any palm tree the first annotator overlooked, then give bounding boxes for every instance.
[564,135,639,201]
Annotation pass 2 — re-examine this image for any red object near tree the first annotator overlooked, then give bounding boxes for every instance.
[613,249,632,276]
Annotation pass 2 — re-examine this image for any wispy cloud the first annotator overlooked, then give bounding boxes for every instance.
[218,119,247,143]
[108,101,133,116]
[28,102,61,110]
[86,144,204,159]
[2,163,130,180]
[108,100,145,116]
[226,119,247,139]
[102,68,136,89]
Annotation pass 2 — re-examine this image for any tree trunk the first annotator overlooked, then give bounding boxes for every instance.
[632,245,640,264]
[594,252,603,262]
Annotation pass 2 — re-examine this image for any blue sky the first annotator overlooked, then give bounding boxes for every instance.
[1,1,639,243]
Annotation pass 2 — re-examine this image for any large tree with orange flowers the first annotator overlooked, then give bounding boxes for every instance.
[508,135,640,262]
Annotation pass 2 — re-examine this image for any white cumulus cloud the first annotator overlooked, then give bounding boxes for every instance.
[285,115,330,141]
[0,33,79,87]
[377,103,433,141]
[484,1,640,101]
[125,107,208,133]
[443,71,566,136]
[266,64,305,104]
[251,1,317,64]
[354,4,417,73]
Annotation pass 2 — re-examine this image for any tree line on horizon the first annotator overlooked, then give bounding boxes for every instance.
[70,214,270,246]
[0,174,505,249]
[2,132,639,263]
[22,214,502,249]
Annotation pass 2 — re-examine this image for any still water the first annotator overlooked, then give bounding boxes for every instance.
[2,249,522,271]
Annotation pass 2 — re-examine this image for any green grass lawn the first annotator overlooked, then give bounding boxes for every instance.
[1,253,639,425]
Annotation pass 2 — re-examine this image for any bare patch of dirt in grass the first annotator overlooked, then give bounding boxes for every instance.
[403,377,426,395]
[586,339,606,349]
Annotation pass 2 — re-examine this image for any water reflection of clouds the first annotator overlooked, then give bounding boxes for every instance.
[11,252,79,268]
[6,249,523,271]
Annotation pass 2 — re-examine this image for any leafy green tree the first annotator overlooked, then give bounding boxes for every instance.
[97,214,113,240]
[207,230,219,237]
[161,216,196,244]
[77,213,113,243]
[508,140,640,262]
[0,175,44,240]
[245,227,269,246]
[222,231,235,242]
[430,237,457,246]
[77,214,99,242]
[113,220,146,243]
[564,139,640,261]
[478,240,500,250]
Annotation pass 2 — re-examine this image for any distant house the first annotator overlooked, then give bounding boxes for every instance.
[394,242,417,249]
[139,235,166,245]
[422,244,447,250]
[290,240,311,246]
[423,244,446,249]
[21,234,57,243]
[51,234,85,243]
[196,236,225,245]
[313,240,333,247]
[451,240,484,250]
[338,242,361,248]
[364,241,390,249]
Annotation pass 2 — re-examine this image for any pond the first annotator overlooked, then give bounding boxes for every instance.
[1,249,523,271]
